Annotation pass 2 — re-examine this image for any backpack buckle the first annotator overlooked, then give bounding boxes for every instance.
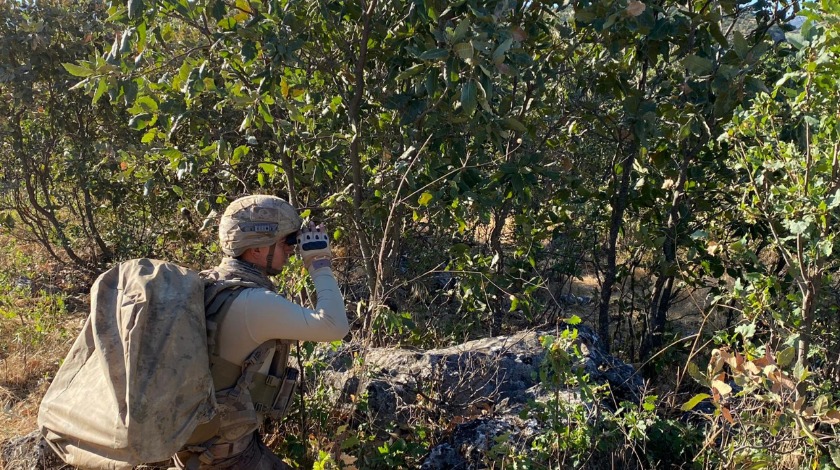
[254,403,268,413]
[265,375,281,387]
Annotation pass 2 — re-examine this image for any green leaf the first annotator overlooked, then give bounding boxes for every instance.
[259,162,276,175]
[708,23,729,48]
[683,55,713,75]
[786,32,807,50]
[565,315,581,325]
[688,362,710,387]
[735,322,756,341]
[509,295,519,312]
[232,145,249,165]
[427,5,438,21]
[681,393,711,411]
[745,77,769,94]
[452,18,471,43]
[776,346,795,369]
[128,0,145,19]
[784,219,811,235]
[63,63,94,77]
[92,78,108,104]
[540,334,556,349]
[454,42,474,60]
[194,198,211,216]
[128,113,151,130]
[733,32,748,59]
[831,444,840,469]
[460,81,477,115]
[135,95,159,112]
[690,230,708,240]
[502,117,526,133]
[418,192,433,206]
[340,435,361,450]
[818,239,833,257]
[419,48,449,61]
[395,63,425,81]
[492,38,512,65]
[828,189,840,209]
[0,213,15,229]
[814,394,830,416]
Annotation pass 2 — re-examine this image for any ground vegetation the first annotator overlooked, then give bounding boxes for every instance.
[1,0,839,468]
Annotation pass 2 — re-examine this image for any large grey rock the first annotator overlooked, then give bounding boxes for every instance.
[324,325,643,468]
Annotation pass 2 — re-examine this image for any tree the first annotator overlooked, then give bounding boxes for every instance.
[0,0,121,269]
[720,5,840,369]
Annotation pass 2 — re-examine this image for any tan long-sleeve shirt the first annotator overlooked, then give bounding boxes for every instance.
[216,265,349,369]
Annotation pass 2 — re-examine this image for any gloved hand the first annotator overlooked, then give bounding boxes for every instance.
[297,222,332,270]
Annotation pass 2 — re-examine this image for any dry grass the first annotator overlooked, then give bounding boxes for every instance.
[0,234,88,443]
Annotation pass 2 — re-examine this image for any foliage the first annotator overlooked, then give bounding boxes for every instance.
[680,4,840,467]
[0,0,214,270]
[2,0,840,468]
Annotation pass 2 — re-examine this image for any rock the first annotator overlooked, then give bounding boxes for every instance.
[420,417,515,470]
[323,324,643,468]
[0,431,64,470]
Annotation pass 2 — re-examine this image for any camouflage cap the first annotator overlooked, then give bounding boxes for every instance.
[219,195,302,257]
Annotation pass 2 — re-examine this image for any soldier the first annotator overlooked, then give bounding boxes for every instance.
[173,195,349,469]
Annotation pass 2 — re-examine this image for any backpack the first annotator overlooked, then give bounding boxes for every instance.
[36,259,256,469]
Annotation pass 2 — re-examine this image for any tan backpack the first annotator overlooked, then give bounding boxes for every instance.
[37,259,251,469]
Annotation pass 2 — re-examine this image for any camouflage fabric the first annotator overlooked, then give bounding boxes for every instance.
[218,195,301,257]
[179,259,296,468]
[202,257,276,291]
[37,259,216,469]
[172,433,292,470]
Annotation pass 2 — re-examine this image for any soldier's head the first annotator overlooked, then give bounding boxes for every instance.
[219,195,302,273]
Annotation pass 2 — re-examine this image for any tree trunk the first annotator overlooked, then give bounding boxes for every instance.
[489,199,512,336]
[641,146,693,361]
[346,0,379,342]
[597,148,636,353]
[798,279,818,368]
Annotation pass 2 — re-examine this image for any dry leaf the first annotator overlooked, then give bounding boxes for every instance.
[753,349,774,368]
[706,240,719,255]
[722,406,735,424]
[511,26,528,42]
[821,410,840,424]
[742,361,760,375]
[626,1,646,17]
[340,453,358,467]
[712,379,732,396]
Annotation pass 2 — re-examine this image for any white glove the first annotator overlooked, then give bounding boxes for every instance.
[297,222,332,270]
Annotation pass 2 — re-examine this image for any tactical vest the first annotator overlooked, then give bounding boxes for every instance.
[183,282,298,460]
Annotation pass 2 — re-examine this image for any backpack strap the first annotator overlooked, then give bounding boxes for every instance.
[204,280,261,365]
[203,281,299,418]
